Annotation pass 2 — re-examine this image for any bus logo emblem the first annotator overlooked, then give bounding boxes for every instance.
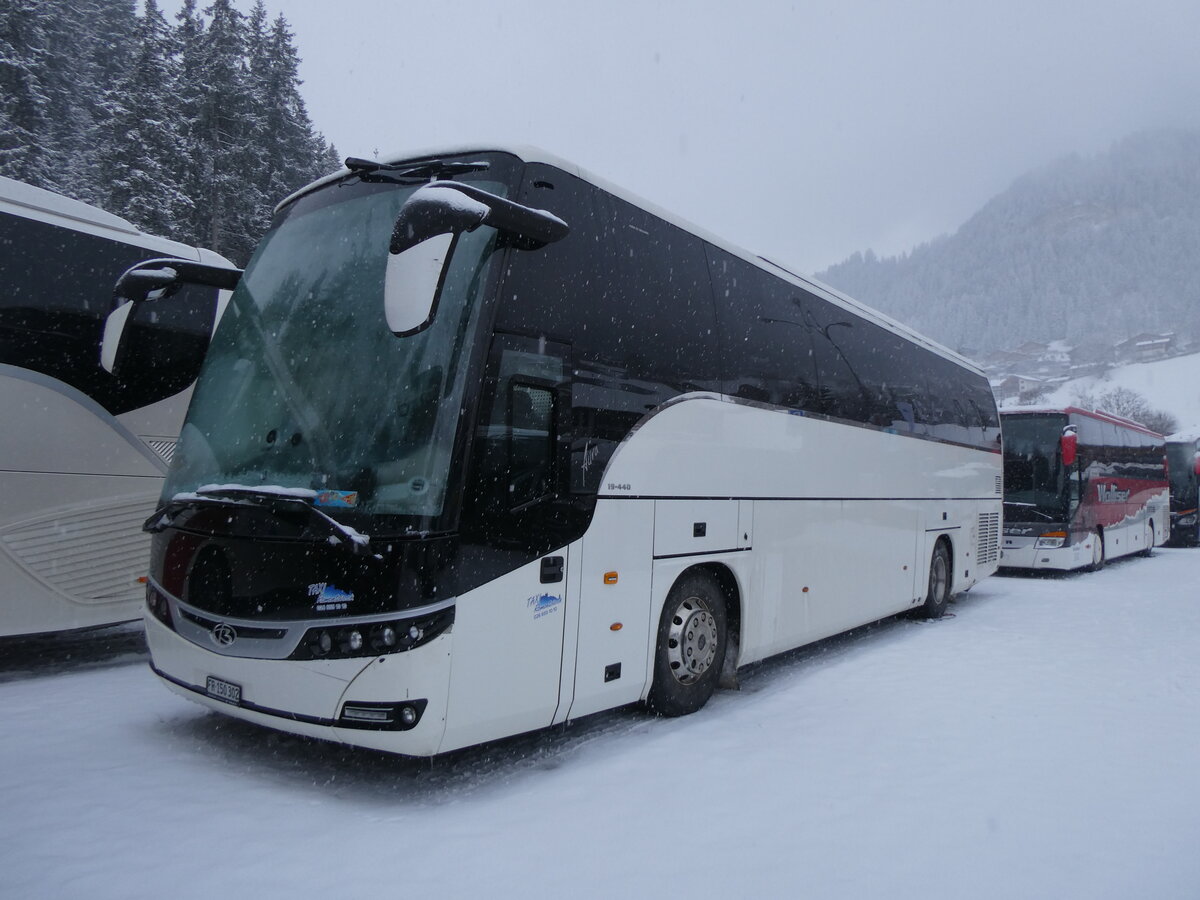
[527,593,562,620]
[210,623,237,647]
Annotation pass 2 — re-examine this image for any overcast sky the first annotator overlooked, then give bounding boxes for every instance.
[200,0,1200,274]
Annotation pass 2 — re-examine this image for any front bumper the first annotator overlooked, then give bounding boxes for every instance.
[999,534,1093,572]
[144,611,453,756]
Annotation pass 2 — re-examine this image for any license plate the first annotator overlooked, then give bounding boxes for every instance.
[206,675,242,705]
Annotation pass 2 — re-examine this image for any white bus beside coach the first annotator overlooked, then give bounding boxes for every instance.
[0,176,235,636]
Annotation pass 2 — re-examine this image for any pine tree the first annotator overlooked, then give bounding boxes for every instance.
[252,12,329,219]
[171,0,207,244]
[3,0,338,257]
[38,0,138,202]
[191,0,265,263]
[0,0,53,185]
[97,0,192,236]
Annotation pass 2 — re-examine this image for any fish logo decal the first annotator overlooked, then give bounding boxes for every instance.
[309,581,354,612]
[527,593,562,620]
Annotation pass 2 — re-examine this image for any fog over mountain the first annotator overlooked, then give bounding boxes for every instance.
[817,129,1200,356]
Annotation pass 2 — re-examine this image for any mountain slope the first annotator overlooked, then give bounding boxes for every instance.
[817,129,1200,355]
[1035,349,1200,432]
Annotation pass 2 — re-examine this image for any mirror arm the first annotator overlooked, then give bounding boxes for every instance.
[389,182,569,255]
[436,181,569,246]
[114,256,243,305]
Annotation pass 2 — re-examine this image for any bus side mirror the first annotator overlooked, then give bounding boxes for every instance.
[100,300,137,375]
[102,257,242,376]
[1061,426,1078,467]
[384,232,457,336]
[384,182,567,337]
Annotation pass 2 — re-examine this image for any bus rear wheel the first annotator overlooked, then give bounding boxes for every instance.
[915,541,952,619]
[647,571,727,717]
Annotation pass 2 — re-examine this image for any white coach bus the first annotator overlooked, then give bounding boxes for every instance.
[0,176,235,636]
[125,147,1002,755]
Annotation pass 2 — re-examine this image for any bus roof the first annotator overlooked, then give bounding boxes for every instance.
[0,174,141,234]
[1166,428,1200,445]
[1002,406,1165,438]
[0,174,228,265]
[278,144,986,379]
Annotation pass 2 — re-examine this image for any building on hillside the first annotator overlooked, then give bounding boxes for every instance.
[992,374,1050,405]
[1115,332,1176,363]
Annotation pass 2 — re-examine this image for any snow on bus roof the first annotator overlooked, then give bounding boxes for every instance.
[277,144,984,379]
[1002,405,1166,437]
[0,174,224,264]
[1166,428,1200,444]
[0,174,141,234]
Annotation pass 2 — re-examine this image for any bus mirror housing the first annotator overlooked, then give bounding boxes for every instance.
[113,257,242,305]
[103,257,242,375]
[385,182,568,337]
[1061,425,1078,467]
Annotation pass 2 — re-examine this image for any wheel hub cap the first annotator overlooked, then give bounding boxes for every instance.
[666,596,718,685]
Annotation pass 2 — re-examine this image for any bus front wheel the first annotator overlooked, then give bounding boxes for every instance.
[1088,530,1106,571]
[647,571,727,717]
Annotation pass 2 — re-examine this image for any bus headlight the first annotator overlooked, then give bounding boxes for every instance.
[1035,531,1067,549]
[1179,514,1197,527]
[290,607,454,661]
[146,583,175,630]
[338,699,427,731]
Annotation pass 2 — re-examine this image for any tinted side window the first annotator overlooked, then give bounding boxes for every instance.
[796,291,875,422]
[707,247,819,409]
[499,165,718,493]
[0,211,216,414]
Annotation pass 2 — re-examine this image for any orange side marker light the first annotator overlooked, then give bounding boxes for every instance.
[603,572,619,585]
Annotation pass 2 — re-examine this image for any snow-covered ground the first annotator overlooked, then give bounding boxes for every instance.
[3,550,1200,899]
[1041,350,1200,431]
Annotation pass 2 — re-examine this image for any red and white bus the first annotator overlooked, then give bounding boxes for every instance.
[1001,407,1168,571]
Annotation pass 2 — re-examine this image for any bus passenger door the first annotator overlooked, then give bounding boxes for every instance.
[565,498,655,721]
[443,333,577,751]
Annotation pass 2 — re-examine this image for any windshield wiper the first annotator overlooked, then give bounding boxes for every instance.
[144,485,371,554]
[341,157,490,185]
[1002,500,1059,522]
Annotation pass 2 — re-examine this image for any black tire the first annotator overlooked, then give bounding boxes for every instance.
[1139,521,1154,558]
[916,540,952,619]
[1087,530,1106,572]
[647,571,728,717]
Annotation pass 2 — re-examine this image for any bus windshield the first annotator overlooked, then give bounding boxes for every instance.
[163,177,506,525]
[1003,413,1069,521]
[1166,442,1198,510]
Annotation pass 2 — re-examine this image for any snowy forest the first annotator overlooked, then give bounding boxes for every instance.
[818,129,1200,357]
[0,0,340,265]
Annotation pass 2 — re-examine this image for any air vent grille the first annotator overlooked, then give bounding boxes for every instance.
[977,512,1000,565]
[995,475,1003,495]
[0,496,156,603]
[145,439,177,464]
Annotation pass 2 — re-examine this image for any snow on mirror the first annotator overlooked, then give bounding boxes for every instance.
[384,231,455,336]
